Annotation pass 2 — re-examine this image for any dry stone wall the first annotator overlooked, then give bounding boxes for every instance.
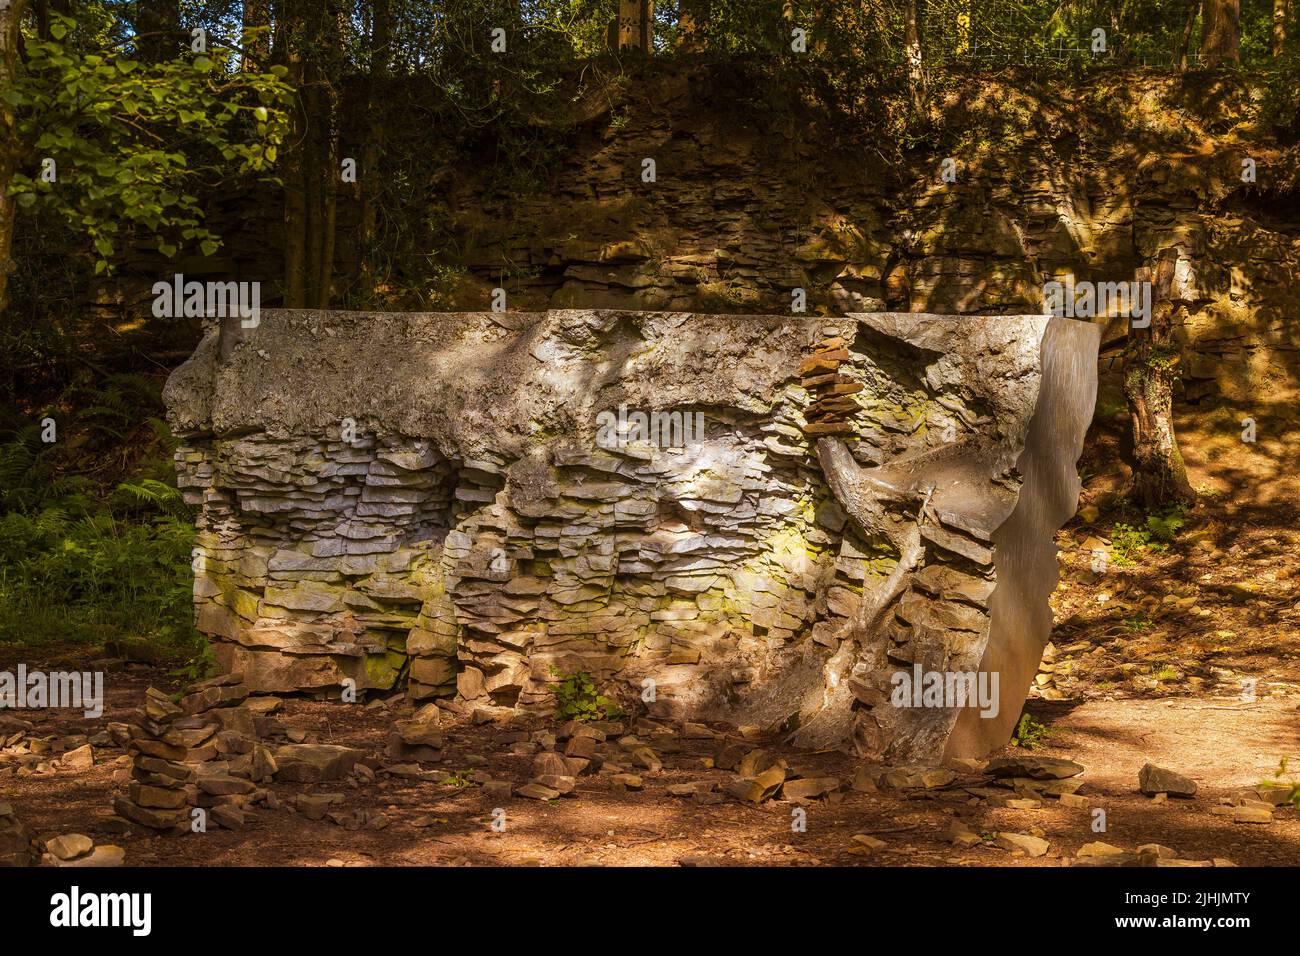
[165,308,1097,760]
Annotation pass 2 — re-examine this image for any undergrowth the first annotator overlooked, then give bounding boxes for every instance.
[0,373,201,661]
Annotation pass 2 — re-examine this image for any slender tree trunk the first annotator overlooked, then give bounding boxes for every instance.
[242,0,271,70]
[1274,0,1288,56]
[275,0,307,308]
[904,0,923,112]
[0,0,28,318]
[310,6,341,309]
[1123,253,1197,510]
[359,0,390,303]
[1200,0,1241,66]
[1176,0,1199,68]
[135,0,184,63]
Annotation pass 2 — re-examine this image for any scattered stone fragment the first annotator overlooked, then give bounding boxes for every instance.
[1138,763,1197,798]
[516,782,561,801]
[994,832,1049,858]
[45,833,94,861]
[987,756,1084,780]
[611,773,643,791]
[849,834,887,855]
[944,821,983,848]
[295,793,345,821]
[273,744,364,783]
[58,744,94,772]
[211,805,246,830]
[630,747,662,773]
[725,765,786,803]
[1137,844,1177,861]
[1005,797,1041,810]
[781,776,840,801]
[483,780,513,801]
[1232,806,1272,824]
[884,766,954,790]
[531,773,577,795]
[54,845,125,868]
[1078,841,1126,859]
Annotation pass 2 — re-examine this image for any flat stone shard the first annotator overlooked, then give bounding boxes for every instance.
[165,309,1098,762]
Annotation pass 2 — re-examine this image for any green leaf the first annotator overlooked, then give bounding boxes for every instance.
[253,106,268,122]
[50,22,68,40]
[199,239,219,257]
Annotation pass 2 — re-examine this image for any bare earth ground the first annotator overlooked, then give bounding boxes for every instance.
[2,671,1298,867]
[1,406,1297,867]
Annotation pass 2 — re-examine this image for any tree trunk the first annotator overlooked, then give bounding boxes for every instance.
[242,0,271,70]
[1274,0,1288,56]
[904,0,923,112]
[275,0,307,308]
[359,0,390,303]
[135,0,184,63]
[0,0,28,318]
[1123,253,1197,510]
[616,0,653,51]
[1200,0,1240,66]
[1176,0,1199,69]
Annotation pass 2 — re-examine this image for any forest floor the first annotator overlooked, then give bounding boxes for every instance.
[2,662,1298,867]
[2,400,1297,868]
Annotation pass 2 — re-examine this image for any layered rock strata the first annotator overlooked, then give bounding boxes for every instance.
[164,309,1098,759]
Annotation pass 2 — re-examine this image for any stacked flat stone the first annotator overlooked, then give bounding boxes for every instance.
[179,673,273,830]
[798,336,863,438]
[114,687,193,831]
[115,674,265,832]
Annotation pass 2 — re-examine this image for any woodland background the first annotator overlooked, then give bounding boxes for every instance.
[0,0,1296,672]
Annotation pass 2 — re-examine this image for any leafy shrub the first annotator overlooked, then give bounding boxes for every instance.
[552,669,624,722]
[0,378,201,660]
[1011,712,1056,749]
[1109,505,1185,566]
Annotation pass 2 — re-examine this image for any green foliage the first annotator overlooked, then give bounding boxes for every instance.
[1123,612,1153,633]
[0,376,201,660]
[8,11,292,274]
[1144,506,1185,543]
[552,668,624,722]
[1109,505,1185,566]
[1260,758,1300,809]
[1010,711,1056,749]
[438,769,474,788]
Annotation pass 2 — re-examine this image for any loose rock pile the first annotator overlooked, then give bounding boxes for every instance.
[115,674,272,833]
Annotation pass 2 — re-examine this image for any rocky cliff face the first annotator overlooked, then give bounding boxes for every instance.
[164,308,1098,760]
[72,69,1296,415]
